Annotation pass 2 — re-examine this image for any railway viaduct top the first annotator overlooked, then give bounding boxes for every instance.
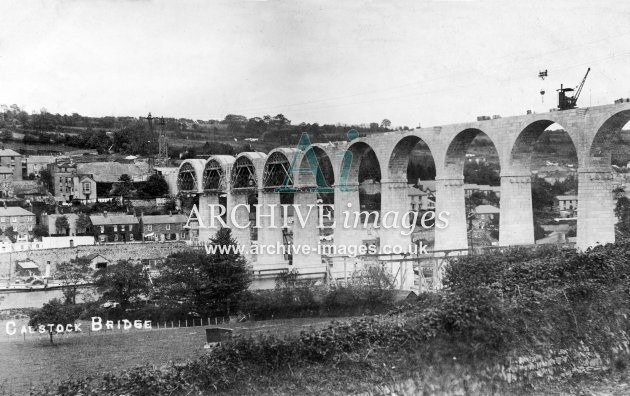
[177,101,630,286]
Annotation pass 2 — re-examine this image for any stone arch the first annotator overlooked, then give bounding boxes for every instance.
[177,159,205,194]
[345,141,382,185]
[263,148,297,189]
[444,128,500,178]
[230,152,266,191]
[510,120,578,171]
[387,135,436,182]
[294,145,335,190]
[202,155,234,192]
[576,108,630,249]
[589,109,630,169]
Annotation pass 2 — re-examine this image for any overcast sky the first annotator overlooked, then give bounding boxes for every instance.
[1,0,630,127]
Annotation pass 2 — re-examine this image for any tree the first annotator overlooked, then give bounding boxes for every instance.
[534,220,547,241]
[2,226,18,243]
[93,260,150,310]
[57,257,92,305]
[112,174,133,197]
[615,196,630,235]
[55,215,70,235]
[380,119,391,129]
[140,174,169,197]
[531,177,555,211]
[32,223,49,239]
[75,213,91,235]
[28,298,80,344]
[155,228,251,316]
[39,169,53,193]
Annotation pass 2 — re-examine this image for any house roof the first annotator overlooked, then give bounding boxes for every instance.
[0,207,35,217]
[90,214,139,225]
[77,162,149,183]
[475,205,500,215]
[142,214,188,224]
[82,253,109,261]
[0,149,20,157]
[26,156,57,164]
[16,260,39,269]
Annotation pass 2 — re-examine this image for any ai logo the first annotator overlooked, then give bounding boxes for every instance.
[275,129,359,193]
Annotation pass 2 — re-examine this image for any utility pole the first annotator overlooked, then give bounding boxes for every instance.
[141,113,155,173]
[157,117,168,166]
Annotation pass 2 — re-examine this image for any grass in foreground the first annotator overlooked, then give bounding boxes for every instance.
[0,317,341,395]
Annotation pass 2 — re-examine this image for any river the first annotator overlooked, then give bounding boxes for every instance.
[0,287,96,310]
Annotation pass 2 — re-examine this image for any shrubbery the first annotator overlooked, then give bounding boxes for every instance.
[33,243,630,394]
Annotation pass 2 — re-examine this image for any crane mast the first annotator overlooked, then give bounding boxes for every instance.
[557,67,590,110]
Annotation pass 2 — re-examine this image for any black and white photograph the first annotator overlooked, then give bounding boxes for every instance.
[1,0,630,394]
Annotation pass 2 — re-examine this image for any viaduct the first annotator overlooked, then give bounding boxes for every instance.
[176,101,630,289]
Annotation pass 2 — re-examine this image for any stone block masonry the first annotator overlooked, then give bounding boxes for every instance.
[0,242,190,277]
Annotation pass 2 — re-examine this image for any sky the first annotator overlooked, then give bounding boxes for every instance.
[1,0,630,128]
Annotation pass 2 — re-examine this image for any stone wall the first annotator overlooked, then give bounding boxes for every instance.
[0,241,190,276]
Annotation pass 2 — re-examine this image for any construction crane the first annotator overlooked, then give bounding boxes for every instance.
[557,67,590,110]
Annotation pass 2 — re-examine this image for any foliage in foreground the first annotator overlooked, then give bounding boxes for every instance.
[34,243,630,395]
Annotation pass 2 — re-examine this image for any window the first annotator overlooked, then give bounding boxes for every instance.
[27,217,32,222]
[129,225,133,231]
[28,225,33,231]
[129,234,134,241]
[166,224,171,230]
[11,217,16,223]
[113,225,117,232]
[99,235,106,242]
[0,217,4,223]
[82,182,91,193]
[114,234,118,242]
[146,225,152,231]
[100,226,104,233]
[120,225,125,231]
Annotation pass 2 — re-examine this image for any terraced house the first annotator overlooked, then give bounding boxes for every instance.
[90,212,140,243]
[0,147,22,181]
[140,213,189,242]
[0,206,36,241]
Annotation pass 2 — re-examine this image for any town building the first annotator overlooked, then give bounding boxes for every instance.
[23,155,57,178]
[154,166,179,195]
[141,213,189,241]
[47,160,98,203]
[408,186,435,212]
[464,184,501,198]
[72,174,97,202]
[48,160,77,202]
[0,166,14,197]
[79,253,110,270]
[0,147,22,181]
[473,204,500,229]
[0,206,36,240]
[555,195,578,212]
[42,213,90,236]
[90,212,140,243]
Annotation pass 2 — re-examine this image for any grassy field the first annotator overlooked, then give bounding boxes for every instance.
[0,317,344,395]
